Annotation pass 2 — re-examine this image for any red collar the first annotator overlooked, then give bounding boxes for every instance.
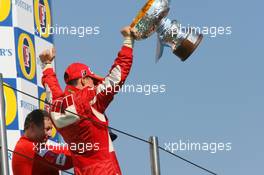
[21,135,39,145]
[64,85,80,95]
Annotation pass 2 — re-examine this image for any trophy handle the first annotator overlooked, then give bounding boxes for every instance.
[155,36,164,62]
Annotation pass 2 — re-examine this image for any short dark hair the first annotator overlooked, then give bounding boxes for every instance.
[64,72,78,86]
[24,109,49,131]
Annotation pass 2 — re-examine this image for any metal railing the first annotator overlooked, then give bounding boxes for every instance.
[0,73,10,175]
[0,73,217,175]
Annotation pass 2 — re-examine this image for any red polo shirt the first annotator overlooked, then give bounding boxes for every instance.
[12,136,73,175]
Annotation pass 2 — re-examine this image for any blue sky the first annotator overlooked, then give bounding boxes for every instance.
[52,0,263,174]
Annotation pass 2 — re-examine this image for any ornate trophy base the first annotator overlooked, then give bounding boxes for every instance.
[173,32,203,61]
[130,0,203,61]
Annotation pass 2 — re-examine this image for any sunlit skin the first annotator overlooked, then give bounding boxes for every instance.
[75,76,95,89]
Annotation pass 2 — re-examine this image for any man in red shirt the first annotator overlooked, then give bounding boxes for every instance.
[12,109,73,175]
[39,26,134,175]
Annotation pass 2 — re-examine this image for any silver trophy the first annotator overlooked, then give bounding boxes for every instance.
[130,0,203,62]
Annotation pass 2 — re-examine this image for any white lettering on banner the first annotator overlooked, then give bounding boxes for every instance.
[0,49,12,56]
[8,152,12,160]
[14,0,33,13]
[20,100,38,111]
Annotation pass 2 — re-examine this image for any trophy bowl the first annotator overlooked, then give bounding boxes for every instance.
[130,0,170,40]
[130,0,203,61]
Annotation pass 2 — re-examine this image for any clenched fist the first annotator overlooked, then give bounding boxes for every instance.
[120,26,136,39]
[39,47,56,64]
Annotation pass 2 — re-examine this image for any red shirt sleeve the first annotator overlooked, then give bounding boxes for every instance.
[42,67,64,100]
[90,46,133,113]
[12,137,73,175]
[36,145,73,170]
[12,138,35,175]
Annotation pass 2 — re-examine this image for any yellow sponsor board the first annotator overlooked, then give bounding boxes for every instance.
[3,83,17,127]
[0,0,11,22]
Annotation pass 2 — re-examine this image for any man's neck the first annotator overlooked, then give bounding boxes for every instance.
[24,130,36,142]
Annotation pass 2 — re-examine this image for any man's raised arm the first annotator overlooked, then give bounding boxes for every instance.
[40,47,64,100]
[89,26,135,113]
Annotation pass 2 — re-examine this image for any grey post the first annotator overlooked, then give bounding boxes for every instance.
[0,73,10,175]
[149,136,161,175]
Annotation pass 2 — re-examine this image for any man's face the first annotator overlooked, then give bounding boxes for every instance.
[82,76,95,88]
[33,117,53,143]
